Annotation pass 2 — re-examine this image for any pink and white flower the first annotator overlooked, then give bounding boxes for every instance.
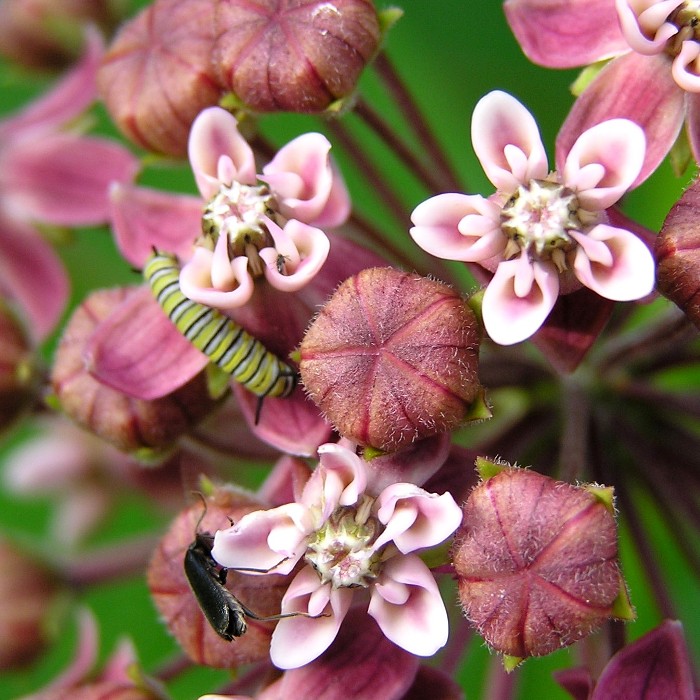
[410,91,655,346]
[211,443,462,669]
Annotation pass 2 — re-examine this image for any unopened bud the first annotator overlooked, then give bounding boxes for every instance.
[0,537,60,670]
[214,0,380,113]
[300,267,483,453]
[99,0,221,156]
[51,288,218,456]
[452,459,630,660]
[148,488,291,668]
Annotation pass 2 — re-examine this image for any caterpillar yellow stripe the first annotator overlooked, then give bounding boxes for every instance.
[143,251,296,399]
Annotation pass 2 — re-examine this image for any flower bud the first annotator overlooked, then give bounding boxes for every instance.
[148,488,291,668]
[0,300,40,433]
[0,537,60,670]
[99,0,221,156]
[299,267,483,453]
[0,0,122,70]
[452,459,630,660]
[656,177,700,329]
[213,0,380,113]
[51,287,219,456]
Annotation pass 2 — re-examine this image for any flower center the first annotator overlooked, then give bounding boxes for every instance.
[199,182,282,277]
[669,1,700,54]
[304,496,384,588]
[500,179,582,272]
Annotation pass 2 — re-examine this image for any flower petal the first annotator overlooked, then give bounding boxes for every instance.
[615,0,680,55]
[261,132,350,227]
[188,107,257,198]
[471,91,548,192]
[671,40,700,92]
[211,504,310,575]
[410,192,505,262]
[556,51,684,189]
[270,567,353,669]
[109,184,202,267]
[482,256,560,345]
[563,119,645,210]
[373,485,462,553]
[368,554,449,657]
[504,0,628,68]
[571,224,655,300]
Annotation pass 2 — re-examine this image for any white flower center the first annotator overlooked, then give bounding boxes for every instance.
[305,496,384,588]
[500,179,585,272]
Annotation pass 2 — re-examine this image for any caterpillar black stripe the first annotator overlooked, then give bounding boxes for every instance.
[143,251,296,399]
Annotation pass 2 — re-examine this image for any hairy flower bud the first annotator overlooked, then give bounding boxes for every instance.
[0,301,39,433]
[0,0,122,70]
[299,267,483,453]
[99,0,221,156]
[452,460,630,660]
[214,0,380,113]
[51,288,218,456]
[148,488,292,668]
[656,177,700,329]
[0,537,60,670]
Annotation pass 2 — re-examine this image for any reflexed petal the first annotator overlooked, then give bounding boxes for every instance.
[0,214,68,340]
[211,504,310,575]
[0,134,139,227]
[110,184,202,267]
[471,91,548,192]
[188,107,257,198]
[483,257,560,345]
[373,486,462,553]
[563,119,645,210]
[616,0,680,55]
[270,567,353,669]
[571,225,655,300]
[556,51,684,188]
[504,0,627,68]
[259,219,330,292]
[261,132,349,227]
[410,193,505,262]
[672,41,700,92]
[84,286,209,400]
[368,554,448,656]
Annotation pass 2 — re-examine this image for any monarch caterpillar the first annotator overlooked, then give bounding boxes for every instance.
[143,251,296,400]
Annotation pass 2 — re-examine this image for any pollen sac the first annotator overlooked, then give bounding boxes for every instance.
[213,0,380,113]
[452,461,629,659]
[98,0,221,156]
[656,177,700,329]
[147,488,290,668]
[299,267,483,453]
[51,288,218,457]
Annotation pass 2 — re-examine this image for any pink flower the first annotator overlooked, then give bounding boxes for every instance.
[0,30,139,340]
[504,0,700,177]
[211,443,462,669]
[410,91,655,346]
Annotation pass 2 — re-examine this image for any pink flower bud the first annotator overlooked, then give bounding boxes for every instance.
[51,288,219,455]
[299,267,482,453]
[0,537,60,670]
[148,488,292,668]
[0,0,122,70]
[0,301,39,432]
[99,0,221,156]
[656,177,700,329]
[213,0,380,113]
[452,460,628,659]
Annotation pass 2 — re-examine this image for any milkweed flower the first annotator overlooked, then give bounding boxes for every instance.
[211,442,462,669]
[410,90,655,346]
[505,0,700,177]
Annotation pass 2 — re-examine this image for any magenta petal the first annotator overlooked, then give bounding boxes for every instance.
[110,184,202,267]
[591,620,695,700]
[684,91,700,162]
[0,214,68,340]
[554,667,595,700]
[84,286,209,400]
[1,134,139,227]
[504,0,627,68]
[556,52,684,188]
